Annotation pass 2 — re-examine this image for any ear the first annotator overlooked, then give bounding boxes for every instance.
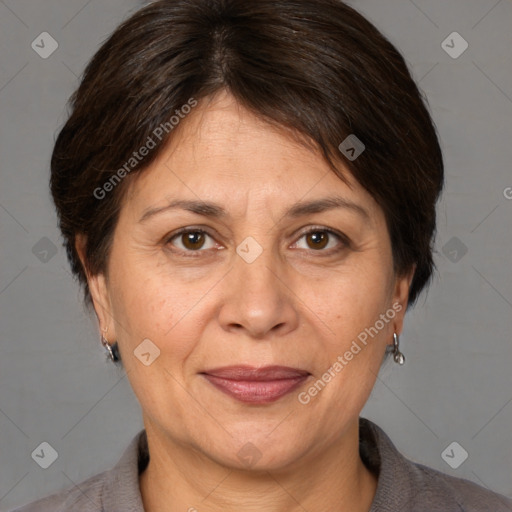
[75,234,117,342]
[390,264,416,336]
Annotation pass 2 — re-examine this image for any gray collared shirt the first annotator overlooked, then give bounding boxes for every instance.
[7,417,512,512]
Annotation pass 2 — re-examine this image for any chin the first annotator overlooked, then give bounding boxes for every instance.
[201,432,312,473]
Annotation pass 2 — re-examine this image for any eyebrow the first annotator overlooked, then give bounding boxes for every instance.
[138,196,370,223]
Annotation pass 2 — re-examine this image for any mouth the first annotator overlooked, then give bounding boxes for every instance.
[200,365,311,404]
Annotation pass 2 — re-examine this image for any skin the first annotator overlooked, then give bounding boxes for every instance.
[77,90,414,512]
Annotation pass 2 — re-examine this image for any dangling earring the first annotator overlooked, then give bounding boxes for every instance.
[392,332,405,365]
[101,326,117,363]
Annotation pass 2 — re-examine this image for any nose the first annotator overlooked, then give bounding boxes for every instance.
[217,244,300,340]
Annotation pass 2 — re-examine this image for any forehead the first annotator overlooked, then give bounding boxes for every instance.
[123,92,381,222]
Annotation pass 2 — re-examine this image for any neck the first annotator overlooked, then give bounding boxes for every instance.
[139,418,377,512]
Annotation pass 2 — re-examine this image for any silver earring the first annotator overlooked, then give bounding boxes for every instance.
[392,332,405,365]
[101,328,118,363]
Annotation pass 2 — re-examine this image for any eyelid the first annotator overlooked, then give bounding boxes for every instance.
[164,225,350,255]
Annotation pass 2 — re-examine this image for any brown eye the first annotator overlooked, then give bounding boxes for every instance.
[181,231,206,250]
[293,228,348,253]
[305,231,329,250]
[167,229,216,252]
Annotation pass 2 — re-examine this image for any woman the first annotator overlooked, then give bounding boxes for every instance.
[10,0,512,510]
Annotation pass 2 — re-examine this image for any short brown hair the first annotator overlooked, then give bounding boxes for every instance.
[51,0,444,311]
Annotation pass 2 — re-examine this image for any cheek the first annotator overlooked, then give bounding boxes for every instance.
[107,254,213,357]
[308,261,394,391]
[301,259,392,340]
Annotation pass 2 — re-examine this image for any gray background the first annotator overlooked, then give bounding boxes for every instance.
[0,0,511,509]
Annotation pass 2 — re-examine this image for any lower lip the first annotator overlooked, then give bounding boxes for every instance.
[202,374,309,404]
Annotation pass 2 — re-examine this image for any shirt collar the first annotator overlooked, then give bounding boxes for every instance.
[103,427,149,512]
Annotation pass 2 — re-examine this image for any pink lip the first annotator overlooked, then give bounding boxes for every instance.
[200,365,311,404]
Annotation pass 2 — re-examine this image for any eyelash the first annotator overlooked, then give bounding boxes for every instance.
[164,226,350,258]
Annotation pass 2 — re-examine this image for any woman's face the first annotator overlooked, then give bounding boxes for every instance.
[84,90,413,470]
